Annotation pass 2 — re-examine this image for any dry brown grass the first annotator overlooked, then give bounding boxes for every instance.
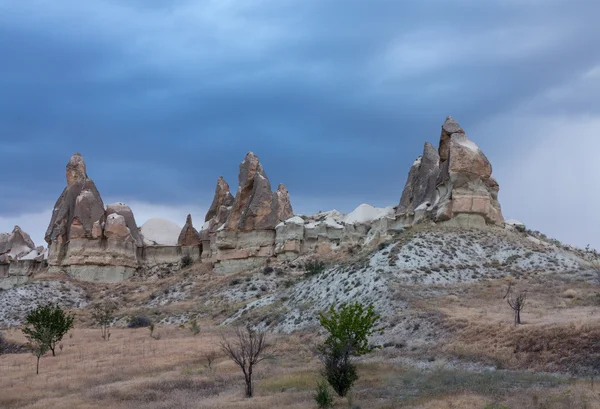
[2,324,600,409]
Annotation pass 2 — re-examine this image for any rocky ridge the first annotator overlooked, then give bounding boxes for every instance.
[4,117,508,286]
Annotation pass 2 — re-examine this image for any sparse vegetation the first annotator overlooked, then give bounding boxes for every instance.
[318,302,383,396]
[503,282,527,325]
[180,254,193,268]
[188,319,201,336]
[127,315,152,328]
[22,303,74,357]
[220,325,274,398]
[305,260,326,277]
[314,380,334,408]
[91,301,116,340]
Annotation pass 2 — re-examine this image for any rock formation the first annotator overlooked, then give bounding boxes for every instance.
[0,226,43,288]
[225,152,292,231]
[178,214,201,246]
[397,117,504,227]
[45,154,139,281]
[396,142,440,222]
[106,203,143,247]
[201,152,295,273]
[45,153,105,246]
[0,226,36,260]
[205,177,234,223]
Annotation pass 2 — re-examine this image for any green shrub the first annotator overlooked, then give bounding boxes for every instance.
[128,315,152,328]
[188,319,201,336]
[305,260,326,277]
[180,254,193,268]
[314,380,334,408]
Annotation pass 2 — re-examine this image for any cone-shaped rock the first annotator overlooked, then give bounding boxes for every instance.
[178,214,202,246]
[225,152,292,231]
[45,153,105,244]
[205,176,234,222]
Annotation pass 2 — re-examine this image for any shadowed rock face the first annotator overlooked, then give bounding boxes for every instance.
[178,214,201,246]
[398,117,504,226]
[225,152,293,231]
[45,154,105,244]
[396,142,440,216]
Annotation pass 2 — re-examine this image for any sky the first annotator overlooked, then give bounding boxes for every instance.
[1,0,599,249]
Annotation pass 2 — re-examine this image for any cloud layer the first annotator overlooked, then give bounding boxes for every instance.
[1,1,599,248]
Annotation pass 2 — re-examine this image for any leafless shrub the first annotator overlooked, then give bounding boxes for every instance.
[503,282,527,326]
[220,325,275,398]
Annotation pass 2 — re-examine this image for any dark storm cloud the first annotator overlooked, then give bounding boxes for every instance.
[1,0,599,219]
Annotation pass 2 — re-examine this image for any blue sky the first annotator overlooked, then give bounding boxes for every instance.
[1,0,599,249]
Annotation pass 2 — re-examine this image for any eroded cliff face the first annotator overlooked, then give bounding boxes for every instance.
[397,117,504,228]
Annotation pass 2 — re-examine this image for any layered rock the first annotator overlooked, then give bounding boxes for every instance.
[45,154,139,281]
[397,117,504,228]
[225,152,291,231]
[202,152,295,274]
[0,226,44,289]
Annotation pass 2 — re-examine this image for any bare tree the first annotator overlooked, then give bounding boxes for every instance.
[503,282,527,325]
[220,325,274,398]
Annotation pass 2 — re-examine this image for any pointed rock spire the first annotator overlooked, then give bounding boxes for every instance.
[397,142,440,216]
[276,184,293,222]
[45,153,105,245]
[205,176,234,222]
[439,116,465,163]
[178,214,201,246]
[225,152,293,231]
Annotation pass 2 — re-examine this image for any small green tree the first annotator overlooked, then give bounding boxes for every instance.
[22,303,74,357]
[91,301,116,341]
[319,302,383,356]
[28,337,49,375]
[318,302,383,397]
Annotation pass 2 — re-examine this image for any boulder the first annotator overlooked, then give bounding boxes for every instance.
[104,214,133,241]
[178,214,202,246]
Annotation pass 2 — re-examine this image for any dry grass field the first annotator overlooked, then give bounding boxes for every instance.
[2,323,600,409]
